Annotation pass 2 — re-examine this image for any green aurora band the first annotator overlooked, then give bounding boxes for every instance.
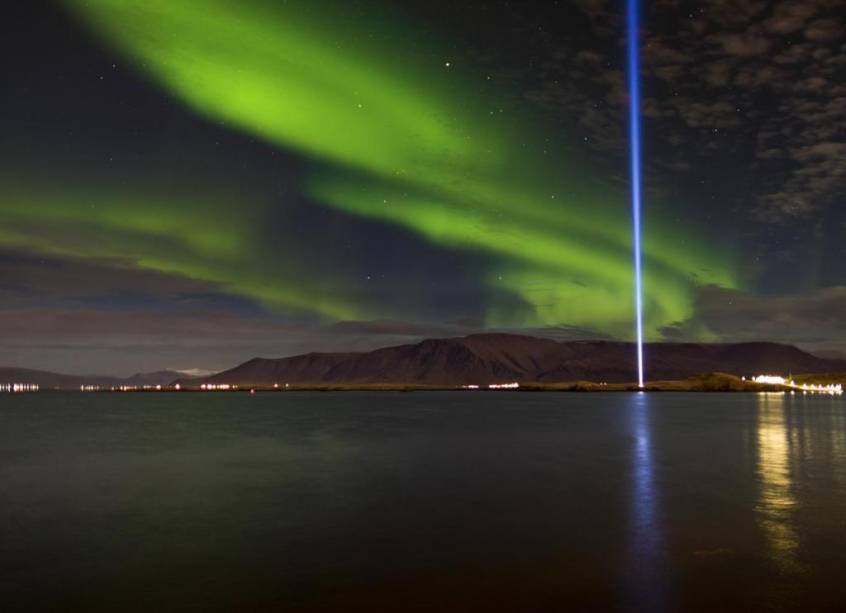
[0,183,365,319]
[3,0,738,336]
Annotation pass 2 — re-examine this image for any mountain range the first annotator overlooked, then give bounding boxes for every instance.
[182,334,846,387]
[5,334,845,390]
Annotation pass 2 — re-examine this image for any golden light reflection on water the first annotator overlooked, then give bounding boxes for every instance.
[756,393,799,571]
[832,403,846,483]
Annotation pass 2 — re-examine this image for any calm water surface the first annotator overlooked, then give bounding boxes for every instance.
[2,392,846,612]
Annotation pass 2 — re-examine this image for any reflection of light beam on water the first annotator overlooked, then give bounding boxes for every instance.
[632,396,657,543]
[627,0,645,388]
[626,393,666,609]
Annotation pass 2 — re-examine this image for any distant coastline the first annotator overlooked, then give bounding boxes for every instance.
[3,334,845,394]
[16,379,844,393]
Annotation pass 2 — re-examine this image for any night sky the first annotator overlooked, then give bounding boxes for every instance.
[2,0,844,375]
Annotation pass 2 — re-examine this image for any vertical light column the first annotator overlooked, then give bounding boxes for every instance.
[627,0,645,388]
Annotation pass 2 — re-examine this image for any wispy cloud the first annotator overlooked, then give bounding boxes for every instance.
[661,284,846,354]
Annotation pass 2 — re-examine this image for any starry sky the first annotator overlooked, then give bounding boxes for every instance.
[2,0,844,374]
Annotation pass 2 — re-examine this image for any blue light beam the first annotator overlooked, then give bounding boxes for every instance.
[627,0,645,388]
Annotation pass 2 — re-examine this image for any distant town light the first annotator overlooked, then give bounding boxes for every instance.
[753,374,842,395]
[1,383,39,393]
[753,375,785,385]
[201,383,231,391]
[461,382,520,390]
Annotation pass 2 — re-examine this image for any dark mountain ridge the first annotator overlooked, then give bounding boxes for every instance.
[185,334,846,387]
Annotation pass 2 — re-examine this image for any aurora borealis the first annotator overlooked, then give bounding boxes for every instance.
[2,1,844,373]
[29,0,734,322]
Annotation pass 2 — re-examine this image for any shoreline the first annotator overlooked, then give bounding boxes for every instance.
[9,373,845,395]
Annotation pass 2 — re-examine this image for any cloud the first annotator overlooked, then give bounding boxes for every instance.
[459,0,844,299]
[637,1,845,225]
[0,308,301,375]
[326,319,470,338]
[0,247,620,378]
[0,249,246,309]
[764,1,818,34]
[660,285,846,354]
[805,19,842,42]
[0,302,617,376]
[499,0,845,230]
[710,31,772,57]
[706,0,768,26]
